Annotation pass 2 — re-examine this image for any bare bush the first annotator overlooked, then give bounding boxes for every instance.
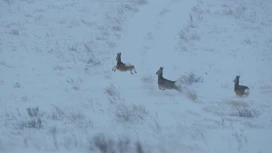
[135,141,145,153]
[141,75,155,90]
[112,25,122,32]
[20,118,42,129]
[13,82,21,88]
[141,75,154,84]
[105,84,122,104]
[69,112,86,121]
[232,107,258,118]
[91,134,115,153]
[178,30,200,43]
[178,30,189,42]
[50,106,65,120]
[89,134,146,153]
[84,44,100,66]
[190,33,200,41]
[122,4,138,12]
[105,84,119,97]
[10,29,19,35]
[225,100,249,108]
[19,107,43,129]
[183,86,198,102]
[244,38,251,45]
[26,107,41,117]
[115,103,148,123]
[178,73,203,85]
[49,106,93,129]
[135,0,148,5]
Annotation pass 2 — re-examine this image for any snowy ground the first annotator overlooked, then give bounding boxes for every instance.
[1,0,272,153]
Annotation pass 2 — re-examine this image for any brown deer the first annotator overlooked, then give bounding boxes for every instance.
[156,67,182,92]
[112,52,137,74]
[233,75,249,96]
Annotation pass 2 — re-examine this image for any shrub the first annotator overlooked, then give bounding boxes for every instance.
[26,107,41,117]
[135,0,148,5]
[141,75,155,90]
[115,103,148,123]
[105,84,121,104]
[21,118,42,129]
[89,134,147,153]
[19,107,43,129]
[141,75,154,84]
[177,73,203,85]
[232,107,258,118]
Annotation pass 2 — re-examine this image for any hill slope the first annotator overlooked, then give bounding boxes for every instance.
[0,0,272,153]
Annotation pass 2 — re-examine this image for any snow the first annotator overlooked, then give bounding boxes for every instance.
[0,0,272,153]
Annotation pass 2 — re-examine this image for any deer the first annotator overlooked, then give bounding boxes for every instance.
[156,67,182,92]
[233,75,249,96]
[112,52,137,74]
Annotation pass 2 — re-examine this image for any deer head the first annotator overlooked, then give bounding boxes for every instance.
[233,75,240,83]
[156,67,163,76]
[116,52,121,61]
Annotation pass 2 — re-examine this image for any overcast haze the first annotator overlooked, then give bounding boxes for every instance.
[0,0,272,153]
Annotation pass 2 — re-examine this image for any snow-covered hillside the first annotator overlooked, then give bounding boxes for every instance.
[1,0,272,153]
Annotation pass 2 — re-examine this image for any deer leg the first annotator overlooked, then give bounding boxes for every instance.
[175,85,182,92]
[133,66,137,73]
[159,87,165,90]
[130,70,133,74]
[112,66,116,72]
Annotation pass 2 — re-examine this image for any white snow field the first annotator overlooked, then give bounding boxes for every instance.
[1,0,272,152]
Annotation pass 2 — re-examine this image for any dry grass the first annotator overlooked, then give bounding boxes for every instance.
[104,84,122,104]
[141,75,155,87]
[141,75,155,90]
[203,99,258,118]
[115,103,148,123]
[89,134,148,153]
[224,100,249,107]
[231,106,258,118]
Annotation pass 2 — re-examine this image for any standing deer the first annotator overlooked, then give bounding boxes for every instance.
[156,67,182,92]
[233,75,249,96]
[112,52,137,74]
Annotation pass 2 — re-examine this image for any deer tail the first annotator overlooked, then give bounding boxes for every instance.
[244,88,250,95]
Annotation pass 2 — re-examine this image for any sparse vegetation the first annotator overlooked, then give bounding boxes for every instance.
[89,134,147,153]
[142,75,154,84]
[19,107,44,129]
[10,29,19,35]
[105,84,122,104]
[178,30,200,42]
[135,0,148,5]
[232,107,258,118]
[177,73,203,85]
[141,75,155,90]
[115,103,148,123]
[1,0,271,152]
[20,117,42,129]
[50,106,65,120]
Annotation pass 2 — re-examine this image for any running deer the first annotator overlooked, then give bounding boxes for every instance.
[233,75,249,96]
[112,52,137,74]
[156,67,182,92]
